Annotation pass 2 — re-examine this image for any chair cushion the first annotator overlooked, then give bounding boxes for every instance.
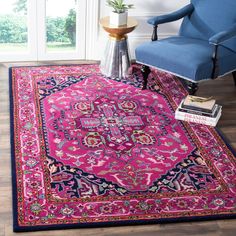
[135,36,236,81]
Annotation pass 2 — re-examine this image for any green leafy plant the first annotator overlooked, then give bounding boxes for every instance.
[106,0,134,13]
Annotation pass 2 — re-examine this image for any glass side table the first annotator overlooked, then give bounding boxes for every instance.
[99,16,138,79]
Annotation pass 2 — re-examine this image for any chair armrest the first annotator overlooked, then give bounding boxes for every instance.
[209,23,236,45]
[147,3,194,26]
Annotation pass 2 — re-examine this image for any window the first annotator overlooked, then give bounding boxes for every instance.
[0,0,89,62]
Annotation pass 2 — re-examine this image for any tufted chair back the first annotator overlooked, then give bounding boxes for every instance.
[179,0,236,52]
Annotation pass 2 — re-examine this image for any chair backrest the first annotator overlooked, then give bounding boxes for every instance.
[179,0,236,52]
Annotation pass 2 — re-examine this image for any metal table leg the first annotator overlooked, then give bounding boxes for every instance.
[100,37,131,79]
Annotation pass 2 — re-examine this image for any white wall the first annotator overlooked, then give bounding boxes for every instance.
[93,0,190,60]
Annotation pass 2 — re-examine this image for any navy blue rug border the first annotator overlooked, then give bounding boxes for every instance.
[11,214,236,232]
[9,67,20,232]
[8,65,236,232]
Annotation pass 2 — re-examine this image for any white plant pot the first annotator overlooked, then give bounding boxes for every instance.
[109,11,128,26]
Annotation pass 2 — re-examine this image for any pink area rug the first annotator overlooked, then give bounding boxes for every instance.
[9,64,236,231]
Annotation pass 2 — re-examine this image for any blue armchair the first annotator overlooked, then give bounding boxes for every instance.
[135,0,236,94]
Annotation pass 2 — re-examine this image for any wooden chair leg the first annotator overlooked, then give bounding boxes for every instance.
[141,65,151,90]
[186,81,198,95]
[232,71,236,86]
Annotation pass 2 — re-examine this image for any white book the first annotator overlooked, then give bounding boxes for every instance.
[175,106,222,127]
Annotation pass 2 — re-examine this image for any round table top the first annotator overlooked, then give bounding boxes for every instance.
[100,16,138,38]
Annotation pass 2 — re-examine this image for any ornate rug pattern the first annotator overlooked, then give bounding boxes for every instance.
[10,64,236,231]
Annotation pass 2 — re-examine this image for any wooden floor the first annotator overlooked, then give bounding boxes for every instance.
[0,62,235,236]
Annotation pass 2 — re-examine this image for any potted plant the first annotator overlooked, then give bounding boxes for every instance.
[107,0,134,26]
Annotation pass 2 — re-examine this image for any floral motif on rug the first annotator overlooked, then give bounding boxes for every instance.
[10,64,236,231]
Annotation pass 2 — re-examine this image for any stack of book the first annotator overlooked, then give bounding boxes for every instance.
[175,95,222,126]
